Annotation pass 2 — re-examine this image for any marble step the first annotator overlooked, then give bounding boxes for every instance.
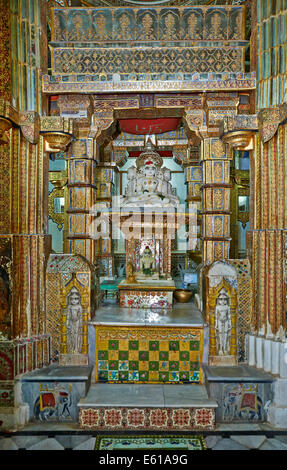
[78,383,217,430]
[78,383,217,408]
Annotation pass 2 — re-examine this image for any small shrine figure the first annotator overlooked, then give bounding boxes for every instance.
[215,288,232,356]
[66,287,83,354]
[140,246,155,276]
[126,262,137,283]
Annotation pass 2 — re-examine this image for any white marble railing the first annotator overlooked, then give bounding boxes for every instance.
[247,334,287,377]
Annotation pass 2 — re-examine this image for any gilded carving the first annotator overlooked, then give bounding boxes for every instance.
[52,6,245,43]
[214,162,223,183]
[52,47,243,76]
[48,187,65,229]
[162,12,178,40]
[75,163,85,183]
[75,216,85,235]
[75,241,85,256]
[140,13,155,40]
[214,242,223,260]
[75,189,85,209]
[43,72,256,94]
[71,140,87,158]
[211,139,226,159]
[214,216,223,236]
[94,13,108,41]
[185,13,200,39]
[214,189,223,211]
[117,13,132,40]
[208,13,224,40]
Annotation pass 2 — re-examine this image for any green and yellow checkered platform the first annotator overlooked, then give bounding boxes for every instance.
[95,326,203,384]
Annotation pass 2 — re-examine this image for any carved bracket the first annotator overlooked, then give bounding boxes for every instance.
[40,116,75,152]
[0,99,76,150]
[220,115,258,150]
[258,103,287,143]
[0,99,41,145]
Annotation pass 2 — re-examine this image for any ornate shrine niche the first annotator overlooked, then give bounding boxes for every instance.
[60,272,90,366]
[206,261,238,367]
[46,254,96,362]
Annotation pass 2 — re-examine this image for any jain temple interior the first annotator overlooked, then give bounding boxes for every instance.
[0,0,287,452]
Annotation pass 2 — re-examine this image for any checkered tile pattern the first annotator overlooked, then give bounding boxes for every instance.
[96,329,202,384]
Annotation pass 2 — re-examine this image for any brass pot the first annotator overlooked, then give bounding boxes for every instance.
[174,289,193,303]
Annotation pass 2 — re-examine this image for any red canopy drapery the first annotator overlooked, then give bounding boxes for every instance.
[128,150,173,158]
[119,118,181,135]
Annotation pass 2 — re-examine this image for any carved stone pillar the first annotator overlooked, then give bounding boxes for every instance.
[249,122,287,341]
[185,161,202,263]
[0,106,53,339]
[201,138,232,264]
[0,115,54,430]
[66,137,97,264]
[95,163,117,276]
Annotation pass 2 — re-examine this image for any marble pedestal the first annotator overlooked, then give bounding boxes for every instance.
[19,365,93,423]
[89,302,205,385]
[118,279,176,309]
[267,378,287,428]
[204,365,274,423]
[0,380,29,431]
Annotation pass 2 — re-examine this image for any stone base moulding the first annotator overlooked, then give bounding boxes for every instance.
[209,355,237,367]
[78,406,216,430]
[59,354,89,366]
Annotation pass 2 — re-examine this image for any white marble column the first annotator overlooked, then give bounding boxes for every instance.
[255,337,264,369]
[247,334,256,366]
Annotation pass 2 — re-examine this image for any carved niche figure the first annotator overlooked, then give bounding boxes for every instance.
[120,143,180,207]
[140,246,155,276]
[66,287,83,354]
[215,288,232,356]
[126,262,137,284]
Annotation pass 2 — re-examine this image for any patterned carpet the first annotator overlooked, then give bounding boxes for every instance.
[95,434,206,450]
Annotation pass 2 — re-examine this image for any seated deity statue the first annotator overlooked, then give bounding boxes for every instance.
[66,287,83,354]
[140,245,155,276]
[215,288,232,356]
[120,144,180,207]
